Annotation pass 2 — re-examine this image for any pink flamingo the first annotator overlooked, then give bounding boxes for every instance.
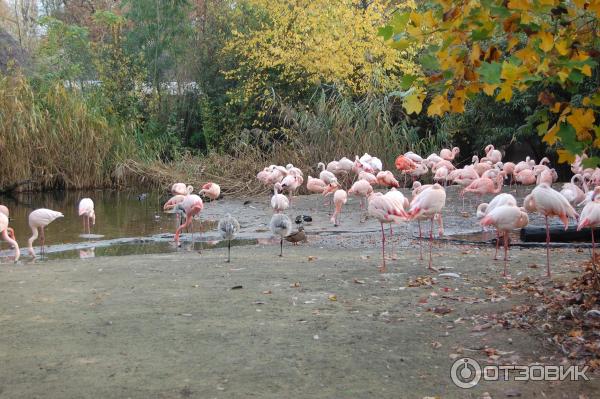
[271,183,289,213]
[377,171,400,188]
[477,193,517,259]
[307,176,327,194]
[0,205,15,240]
[174,195,204,246]
[411,181,432,197]
[0,212,19,261]
[27,209,64,257]
[199,182,221,201]
[358,171,378,186]
[408,163,428,182]
[286,164,303,178]
[433,166,449,186]
[408,184,446,270]
[348,179,374,216]
[404,151,424,164]
[172,183,193,196]
[395,155,417,186]
[577,187,600,280]
[367,192,409,272]
[481,205,529,275]
[330,188,348,226]
[462,172,504,202]
[524,183,579,276]
[502,162,516,188]
[281,174,302,205]
[483,144,502,164]
[78,198,95,234]
[440,146,460,161]
[514,156,534,175]
[317,162,338,185]
[560,174,586,206]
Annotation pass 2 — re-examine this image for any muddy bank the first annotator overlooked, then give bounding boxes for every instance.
[0,240,598,398]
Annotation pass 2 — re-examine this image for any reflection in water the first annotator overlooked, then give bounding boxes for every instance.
[0,189,241,261]
[79,248,95,259]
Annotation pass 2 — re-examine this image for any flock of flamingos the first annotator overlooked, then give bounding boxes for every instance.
[1,145,600,277]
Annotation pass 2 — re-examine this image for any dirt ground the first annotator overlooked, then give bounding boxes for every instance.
[1,187,599,398]
[1,239,598,398]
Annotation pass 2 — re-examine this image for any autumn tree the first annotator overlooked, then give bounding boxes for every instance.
[223,0,420,107]
[381,0,599,164]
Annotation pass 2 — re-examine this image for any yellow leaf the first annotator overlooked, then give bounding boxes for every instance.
[403,91,424,115]
[557,149,575,164]
[515,46,539,65]
[537,31,554,52]
[482,83,498,96]
[550,102,562,113]
[537,58,550,74]
[496,83,513,102]
[543,123,559,145]
[538,0,556,5]
[427,95,450,117]
[507,36,520,52]
[583,97,591,106]
[501,62,526,83]
[557,69,569,82]
[508,0,531,10]
[581,64,592,77]
[555,40,569,56]
[470,44,481,65]
[567,108,596,136]
[589,0,600,17]
[450,90,466,113]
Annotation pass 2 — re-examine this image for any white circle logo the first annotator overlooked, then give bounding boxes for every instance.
[451,357,482,389]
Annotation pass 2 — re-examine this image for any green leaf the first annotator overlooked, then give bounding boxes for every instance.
[400,74,417,90]
[390,38,411,50]
[477,61,502,84]
[536,121,549,136]
[378,25,393,40]
[557,122,585,153]
[583,157,600,168]
[390,12,411,32]
[471,28,491,41]
[568,70,584,84]
[419,53,440,70]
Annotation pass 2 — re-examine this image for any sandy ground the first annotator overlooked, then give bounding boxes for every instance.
[1,188,599,398]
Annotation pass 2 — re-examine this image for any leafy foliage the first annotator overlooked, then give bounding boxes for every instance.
[380,0,600,164]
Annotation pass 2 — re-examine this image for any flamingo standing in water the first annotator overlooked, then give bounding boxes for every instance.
[524,183,578,277]
[78,198,95,234]
[408,184,446,270]
[395,155,417,186]
[199,182,221,201]
[174,195,204,246]
[376,171,400,188]
[367,192,408,272]
[172,183,193,196]
[0,212,19,261]
[27,208,64,257]
[0,205,16,242]
[480,205,529,276]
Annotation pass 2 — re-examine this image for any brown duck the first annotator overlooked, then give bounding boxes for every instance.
[285,226,307,245]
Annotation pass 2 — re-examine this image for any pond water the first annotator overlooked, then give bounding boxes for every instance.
[0,189,259,261]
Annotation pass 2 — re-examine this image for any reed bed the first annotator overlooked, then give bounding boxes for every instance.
[0,75,136,190]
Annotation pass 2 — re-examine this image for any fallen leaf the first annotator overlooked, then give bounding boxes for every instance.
[328,294,337,301]
[353,279,366,284]
[262,290,272,294]
[431,341,442,349]
[290,282,301,288]
[308,256,317,261]
[230,285,243,290]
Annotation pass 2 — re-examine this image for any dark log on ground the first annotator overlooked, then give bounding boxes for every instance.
[520,225,593,243]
